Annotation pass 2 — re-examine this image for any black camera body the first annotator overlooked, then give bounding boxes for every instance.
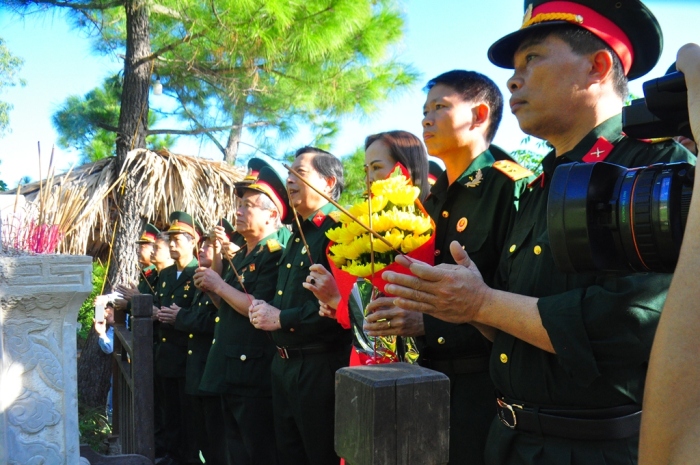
[549,71,694,274]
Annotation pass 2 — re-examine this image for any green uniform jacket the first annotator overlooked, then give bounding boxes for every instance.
[420,149,530,361]
[199,230,287,397]
[154,258,199,378]
[174,286,218,396]
[271,203,352,348]
[486,116,696,465]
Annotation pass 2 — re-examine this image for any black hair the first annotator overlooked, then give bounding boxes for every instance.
[517,24,628,101]
[364,131,430,201]
[294,146,345,201]
[424,70,504,143]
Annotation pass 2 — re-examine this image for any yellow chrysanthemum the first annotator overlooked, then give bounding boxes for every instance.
[373,229,404,253]
[328,250,347,268]
[401,233,431,253]
[343,260,389,278]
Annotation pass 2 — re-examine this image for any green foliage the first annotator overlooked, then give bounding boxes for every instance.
[77,261,107,342]
[67,0,419,162]
[510,135,550,175]
[53,75,175,162]
[0,37,25,137]
[78,404,111,454]
[339,146,368,206]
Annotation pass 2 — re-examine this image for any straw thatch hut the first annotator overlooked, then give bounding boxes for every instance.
[5,149,246,258]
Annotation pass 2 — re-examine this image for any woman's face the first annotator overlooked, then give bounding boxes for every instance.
[365,139,397,182]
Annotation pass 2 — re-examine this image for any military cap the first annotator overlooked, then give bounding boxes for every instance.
[488,0,663,80]
[235,156,288,189]
[236,166,293,225]
[218,218,236,241]
[427,160,444,186]
[194,218,207,243]
[135,223,160,244]
[166,211,199,242]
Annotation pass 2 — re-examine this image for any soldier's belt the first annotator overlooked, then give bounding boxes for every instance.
[276,342,349,360]
[420,355,490,375]
[496,398,641,440]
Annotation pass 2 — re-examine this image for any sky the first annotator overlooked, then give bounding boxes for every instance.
[0,0,698,188]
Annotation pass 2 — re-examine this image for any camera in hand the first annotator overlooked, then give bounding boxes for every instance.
[548,69,695,274]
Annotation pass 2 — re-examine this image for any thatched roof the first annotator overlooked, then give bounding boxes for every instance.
[6,149,246,256]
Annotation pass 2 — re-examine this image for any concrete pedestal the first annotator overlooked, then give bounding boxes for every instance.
[0,254,92,465]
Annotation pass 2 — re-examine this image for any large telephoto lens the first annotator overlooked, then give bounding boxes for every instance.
[548,162,693,273]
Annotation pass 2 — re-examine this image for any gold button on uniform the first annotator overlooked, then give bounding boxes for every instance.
[441,211,449,218]
[171,294,174,299]
[434,250,441,256]
[437,337,446,345]
[189,334,193,339]
[188,350,192,355]
[534,245,542,255]
[300,262,304,267]
[215,316,220,323]
[286,263,291,268]
[295,238,300,243]
[162,338,166,342]
[500,353,508,364]
[240,355,247,361]
[212,339,216,344]
[509,244,516,253]
[290,328,295,332]
[183,294,187,298]
[277,290,283,295]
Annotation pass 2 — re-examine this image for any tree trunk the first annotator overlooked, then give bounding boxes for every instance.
[78,0,151,411]
[223,99,247,165]
[77,328,113,410]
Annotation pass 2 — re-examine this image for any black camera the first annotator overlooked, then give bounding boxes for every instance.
[548,71,695,274]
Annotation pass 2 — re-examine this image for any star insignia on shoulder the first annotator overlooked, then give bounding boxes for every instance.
[465,169,483,188]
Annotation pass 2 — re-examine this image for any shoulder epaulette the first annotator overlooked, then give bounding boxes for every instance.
[328,211,342,223]
[492,160,533,181]
[638,137,674,144]
[266,238,282,253]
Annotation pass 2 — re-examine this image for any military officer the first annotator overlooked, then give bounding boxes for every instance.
[380,2,696,465]
[249,147,351,465]
[155,211,201,465]
[196,164,291,465]
[365,70,531,465]
[114,223,160,313]
[158,235,226,464]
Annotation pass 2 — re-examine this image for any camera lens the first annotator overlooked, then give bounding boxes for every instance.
[549,161,693,273]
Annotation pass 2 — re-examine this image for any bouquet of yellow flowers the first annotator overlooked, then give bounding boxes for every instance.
[326,164,435,291]
[325,163,435,364]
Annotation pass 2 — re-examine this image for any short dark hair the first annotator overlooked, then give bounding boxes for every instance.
[294,146,345,201]
[517,24,628,101]
[364,131,430,201]
[424,70,504,143]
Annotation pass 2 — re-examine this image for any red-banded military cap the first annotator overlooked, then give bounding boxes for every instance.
[428,160,444,186]
[135,223,160,244]
[166,211,199,242]
[488,0,662,80]
[236,166,293,225]
[194,218,206,244]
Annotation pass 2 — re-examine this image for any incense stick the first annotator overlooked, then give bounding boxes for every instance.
[284,164,406,258]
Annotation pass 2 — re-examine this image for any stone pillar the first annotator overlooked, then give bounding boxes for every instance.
[0,254,92,465]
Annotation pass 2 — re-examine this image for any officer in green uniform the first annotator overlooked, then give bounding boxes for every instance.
[379,2,696,465]
[155,211,201,465]
[158,234,226,465]
[196,164,291,465]
[249,147,351,465]
[365,71,531,465]
[114,223,159,314]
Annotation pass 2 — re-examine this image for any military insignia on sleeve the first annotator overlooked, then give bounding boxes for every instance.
[465,169,483,188]
[267,239,282,252]
[456,217,468,232]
